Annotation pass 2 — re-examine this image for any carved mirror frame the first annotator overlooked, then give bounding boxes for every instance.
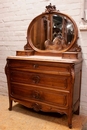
[24,4,81,54]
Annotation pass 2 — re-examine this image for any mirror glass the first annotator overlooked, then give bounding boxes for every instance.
[30,14,75,51]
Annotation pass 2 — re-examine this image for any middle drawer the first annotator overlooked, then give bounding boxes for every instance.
[10,70,70,90]
[10,83,69,108]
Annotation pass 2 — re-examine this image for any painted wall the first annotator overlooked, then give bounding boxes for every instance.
[0,0,87,115]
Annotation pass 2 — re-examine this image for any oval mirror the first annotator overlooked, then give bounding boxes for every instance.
[27,4,78,53]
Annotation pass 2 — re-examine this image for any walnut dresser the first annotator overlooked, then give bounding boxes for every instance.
[5,4,82,129]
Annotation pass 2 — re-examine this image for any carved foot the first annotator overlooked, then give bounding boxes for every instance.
[8,107,12,111]
[69,124,72,129]
[9,100,12,111]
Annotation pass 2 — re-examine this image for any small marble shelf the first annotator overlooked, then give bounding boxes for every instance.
[79,24,87,31]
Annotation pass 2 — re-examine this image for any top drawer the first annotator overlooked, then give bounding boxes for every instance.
[7,59,71,75]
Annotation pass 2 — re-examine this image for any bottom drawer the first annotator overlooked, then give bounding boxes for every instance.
[14,99,68,113]
[10,83,69,108]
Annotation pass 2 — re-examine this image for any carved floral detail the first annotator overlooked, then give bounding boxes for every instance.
[75,45,81,52]
[32,103,42,112]
[45,3,57,13]
[69,44,81,52]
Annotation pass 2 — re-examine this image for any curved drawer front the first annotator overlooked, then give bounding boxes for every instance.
[15,100,68,113]
[10,70,70,90]
[8,60,70,74]
[11,83,69,107]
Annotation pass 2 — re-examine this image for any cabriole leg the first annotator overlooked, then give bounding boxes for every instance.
[9,99,12,111]
[68,113,72,129]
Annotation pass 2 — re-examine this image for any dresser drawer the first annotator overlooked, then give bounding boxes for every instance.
[11,83,69,108]
[10,70,70,90]
[15,100,68,113]
[8,59,71,75]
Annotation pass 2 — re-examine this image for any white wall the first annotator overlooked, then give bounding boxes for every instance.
[0,0,87,115]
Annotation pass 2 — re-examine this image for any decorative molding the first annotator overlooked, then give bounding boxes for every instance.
[24,37,32,50]
[70,64,75,84]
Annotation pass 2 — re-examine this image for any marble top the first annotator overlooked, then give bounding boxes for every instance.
[7,55,82,64]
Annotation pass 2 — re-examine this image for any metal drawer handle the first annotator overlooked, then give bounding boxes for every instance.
[33,64,38,69]
[32,90,40,99]
[32,75,40,84]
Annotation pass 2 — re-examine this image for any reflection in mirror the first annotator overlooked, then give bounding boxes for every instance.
[30,14,74,51]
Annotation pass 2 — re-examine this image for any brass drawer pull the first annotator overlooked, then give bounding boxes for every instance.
[32,90,40,99]
[32,75,40,84]
[33,64,38,69]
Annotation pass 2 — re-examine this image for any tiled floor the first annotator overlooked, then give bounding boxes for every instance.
[0,95,87,130]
